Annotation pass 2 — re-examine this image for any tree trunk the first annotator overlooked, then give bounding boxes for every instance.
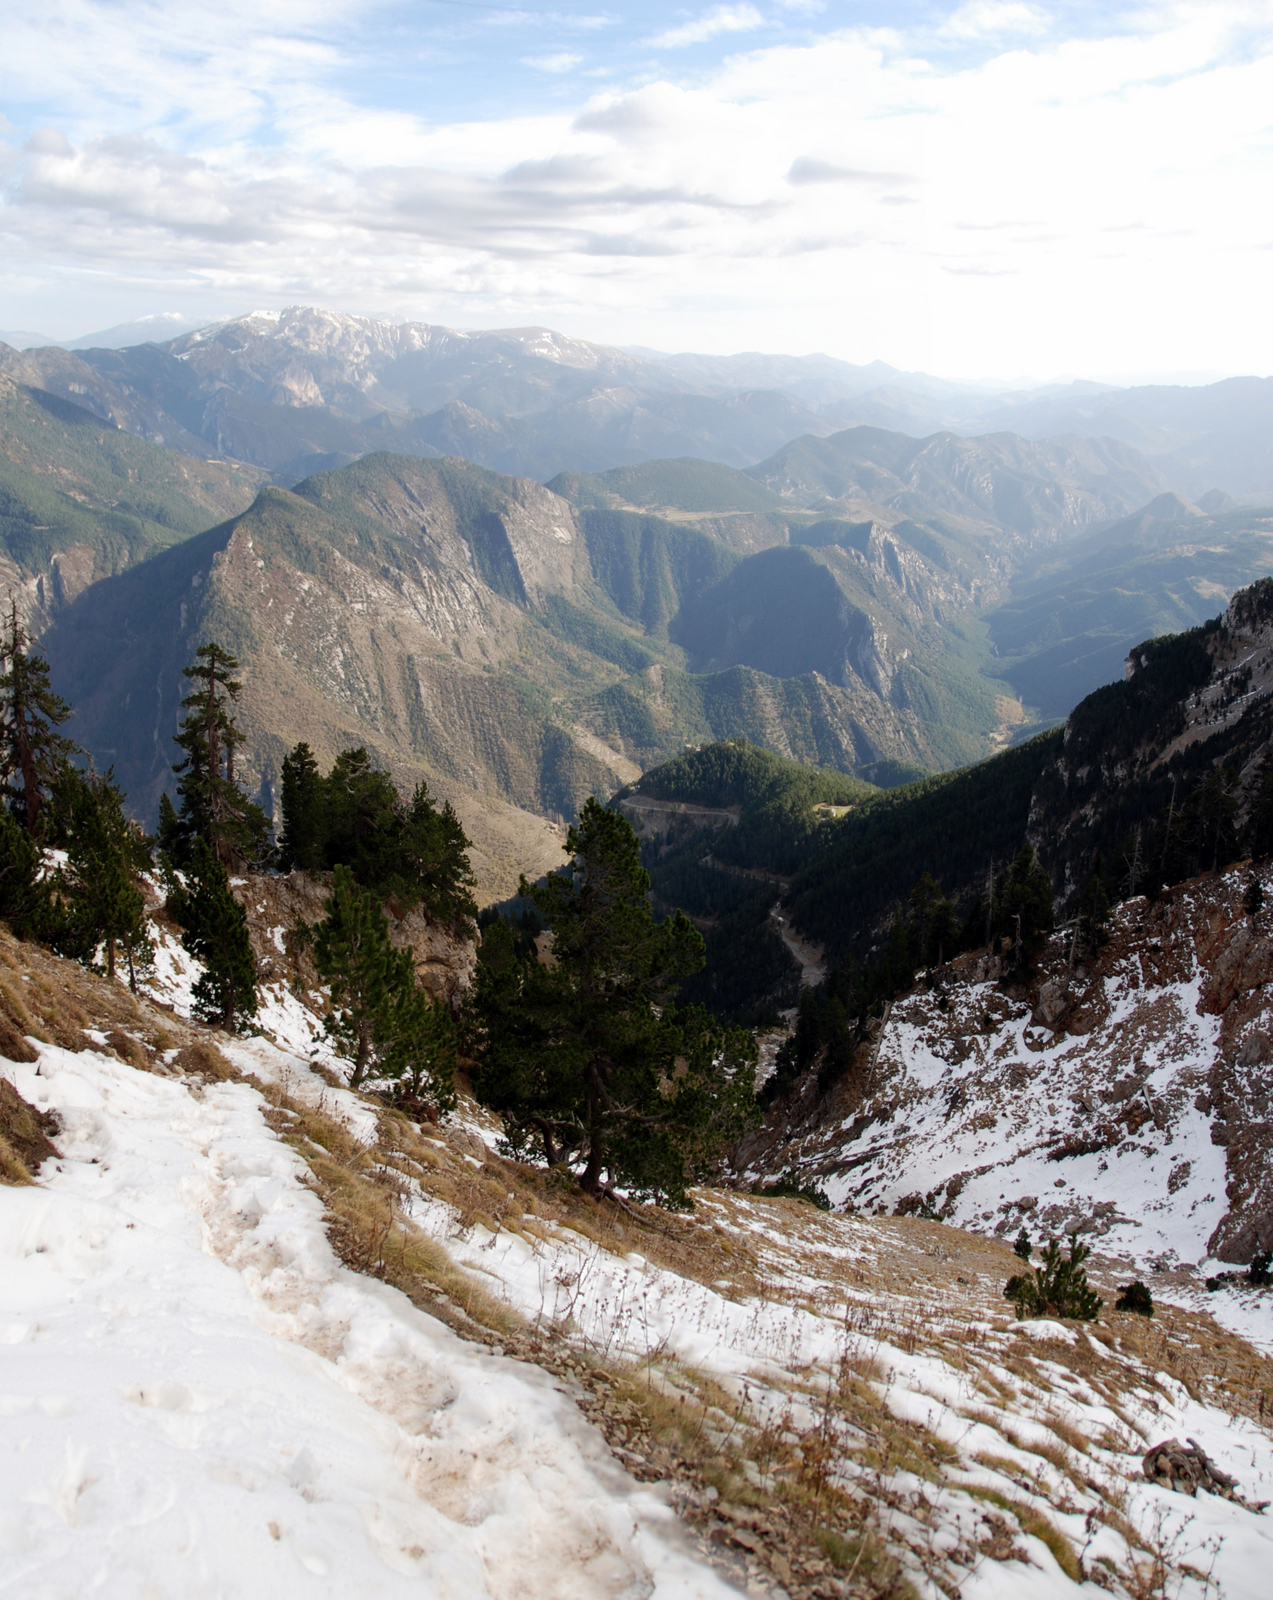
[105,937,115,980]
[15,706,39,833]
[351,1016,372,1086]
[579,1063,605,1195]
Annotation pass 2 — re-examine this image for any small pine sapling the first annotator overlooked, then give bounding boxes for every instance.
[1014,1228,1033,1261]
[1114,1281,1154,1317]
[1004,1235,1102,1321]
[1245,877,1265,919]
[1248,1249,1273,1287]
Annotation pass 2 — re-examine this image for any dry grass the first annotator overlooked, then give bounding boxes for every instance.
[256,1082,521,1341]
[0,1078,57,1183]
[964,1484,1081,1581]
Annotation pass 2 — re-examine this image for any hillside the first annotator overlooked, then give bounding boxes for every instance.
[609,577,1273,1045]
[3,309,837,483]
[0,374,264,632]
[45,437,1118,882]
[742,858,1273,1271]
[746,425,1166,540]
[985,493,1273,715]
[5,896,1273,1600]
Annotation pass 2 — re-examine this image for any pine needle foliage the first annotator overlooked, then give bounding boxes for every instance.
[48,765,153,989]
[165,839,258,1031]
[311,864,456,1109]
[1114,1281,1154,1317]
[470,798,759,1206]
[1005,1236,1102,1321]
[165,642,270,868]
[0,602,76,835]
[0,804,43,936]
[276,744,476,926]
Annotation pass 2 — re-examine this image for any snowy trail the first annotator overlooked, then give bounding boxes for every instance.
[0,1043,738,1599]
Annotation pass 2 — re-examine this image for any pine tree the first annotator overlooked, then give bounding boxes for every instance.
[49,765,153,989]
[0,803,44,936]
[170,643,269,868]
[380,980,458,1112]
[0,601,76,835]
[166,838,258,1030]
[1004,1236,1102,1321]
[1248,754,1273,859]
[471,799,758,1205]
[276,742,476,924]
[995,845,1054,968]
[277,742,327,871]
[312,863,400,1086]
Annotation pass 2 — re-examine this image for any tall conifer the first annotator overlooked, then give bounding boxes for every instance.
[170,643,269,867]
[0,602,75,835]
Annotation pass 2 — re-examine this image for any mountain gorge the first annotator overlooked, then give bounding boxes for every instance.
[0,305,1267,907]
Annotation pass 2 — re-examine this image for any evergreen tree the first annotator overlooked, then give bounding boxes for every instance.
[166,838,258,1030]
[995,844,1054,968]
[277,742,327,870]
[311,862,456,1104]
[471,799,758,1205]
[170,642,269,868]
[324,747,399,875]
[276,741,476,924]
[312,863,399,1086]
[1248,753,1273,859]
[0,602,76,835]
[1004,1236,1102,1321]
[380,980,458,1112]
[0,804,44,936]
[49,765,153,989]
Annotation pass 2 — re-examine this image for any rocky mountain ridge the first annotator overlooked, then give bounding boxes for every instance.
[741,859,1273,1272]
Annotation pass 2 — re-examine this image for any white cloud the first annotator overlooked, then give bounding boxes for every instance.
[524,53,582,74]
[941,2,1049,39]
[650,6,764,50]
[0,2,1270,378]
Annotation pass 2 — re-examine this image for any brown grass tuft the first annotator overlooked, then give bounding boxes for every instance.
[0,1078,58,1183]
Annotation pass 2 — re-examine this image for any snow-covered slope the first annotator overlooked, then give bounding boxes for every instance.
[0,1038,733,1599]
[6,894,1273,1597]
[743,861,1273,1280]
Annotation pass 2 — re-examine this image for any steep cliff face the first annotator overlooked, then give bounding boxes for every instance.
[1030,577,1273,902]
[741,859,1273,1271]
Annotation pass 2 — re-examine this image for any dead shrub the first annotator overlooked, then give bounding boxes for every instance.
[105,1030,148,1068]
[174,1041,238,1081]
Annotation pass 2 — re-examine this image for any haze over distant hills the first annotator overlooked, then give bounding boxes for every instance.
[1,306,1267,497]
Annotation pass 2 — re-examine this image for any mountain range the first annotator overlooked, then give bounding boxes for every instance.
[29,411,1198,894]
[2,306,1268,496]
[0,304,1268,902]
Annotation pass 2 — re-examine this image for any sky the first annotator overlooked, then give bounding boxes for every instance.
[0,1,1270,382]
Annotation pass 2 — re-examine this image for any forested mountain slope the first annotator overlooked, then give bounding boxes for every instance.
[627,577,1273,1021]
[0,374,263,632]
[986,492,1273,715]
